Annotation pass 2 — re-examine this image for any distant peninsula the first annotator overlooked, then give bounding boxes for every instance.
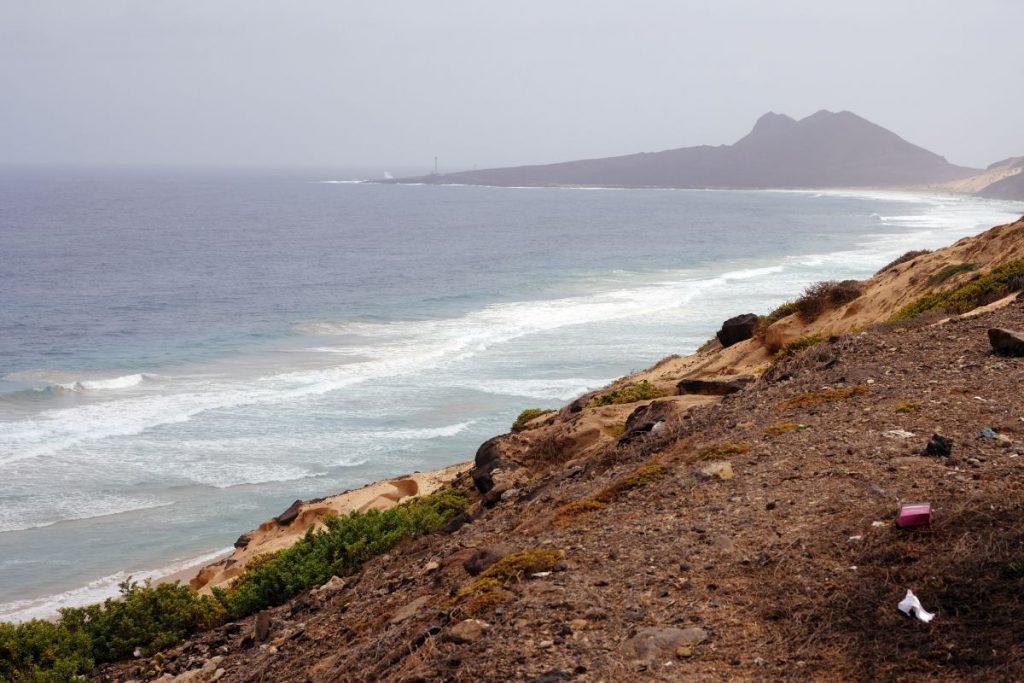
[390,110,1024,199]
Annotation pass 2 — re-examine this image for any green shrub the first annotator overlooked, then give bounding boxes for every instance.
[60,580,225,663]
[876,249,931,275]
[0,619,93,683]
[215,489,469,618]
[0,489,470,680]
[891,259,1024,321]
[586,381,666,408]
[926,262,977,286]
[511,408,554,432]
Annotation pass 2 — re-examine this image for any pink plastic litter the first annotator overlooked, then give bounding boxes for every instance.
[896,503,932,528]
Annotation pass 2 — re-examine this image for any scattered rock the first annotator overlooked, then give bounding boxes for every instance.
[482,482,511,507]
[275,500,303,526]
[156,656,224,682]
[463,544,514,576]
[444,619,490,644]
[716,313,758,348]
[883,429,915,439]
[389,595,431,625]
[314,575,347,594]
[423,560,440,572]
[924,433,953,457]
[621,627,708,664]
[677,375,755,396]
[532,669,572,683]
[988,328,1024,356]
[978,427,999,440]
[254,611,271,643]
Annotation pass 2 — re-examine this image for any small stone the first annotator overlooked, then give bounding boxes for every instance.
[538,640,554,649]
[978,427,999,440]
[622,627,708,664]
[444,619,490,644]
[569,619,588,631]
[698,461,734,480]
[424,560,440,572]
[967,457,982,468]
[584,607,609,620]
[924,433,953,457]
[389,595,431,625]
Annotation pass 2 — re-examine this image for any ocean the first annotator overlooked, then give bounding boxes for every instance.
[1,167,1021,621]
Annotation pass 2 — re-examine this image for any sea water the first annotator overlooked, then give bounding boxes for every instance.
[1,167,1021,620]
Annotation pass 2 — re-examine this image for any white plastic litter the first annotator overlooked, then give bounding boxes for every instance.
[898,589,935,623]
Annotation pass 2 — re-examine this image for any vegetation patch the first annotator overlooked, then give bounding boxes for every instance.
[512,408,554,432]
[586,380,666,408]
[876,249,931,275]
[696,336,721,353]
[893,401,920,414]
[764,422,799,436]
[554,499,608,522]
[456,548,564,605]
[754,301,798,339]
[603,422,626,438]
[778,385,868,411]
[461,589,514,618]
[891,259,1024,321]
[773,333,827,362]
[927,262,977,286]
[215,489,470,618]
[693,442,750,461]
[794,280,862,321]
[0,489,470,681]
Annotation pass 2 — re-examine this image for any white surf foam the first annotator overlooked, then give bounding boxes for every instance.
[0,497,174,534]
[0,546,232,623]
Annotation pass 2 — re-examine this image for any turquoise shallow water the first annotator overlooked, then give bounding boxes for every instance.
[1,168,1021,619]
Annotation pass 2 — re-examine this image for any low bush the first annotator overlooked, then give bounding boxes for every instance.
[893,401,920,414]
[216,489,470,618]
[926,262,977,286]
[511,408,554,432]
[0,489,470,681]
[586,381,666,408]
[876,249,931,275]
[795,280,862,321]
[892,259,1024,320]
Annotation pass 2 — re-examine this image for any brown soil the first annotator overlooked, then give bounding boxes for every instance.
[98,220,1024,683]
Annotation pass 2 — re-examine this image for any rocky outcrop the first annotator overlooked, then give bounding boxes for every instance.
[472,436,509,493]
[988,328,1024,356]
[716,313,757,347]
[677,375,755,396]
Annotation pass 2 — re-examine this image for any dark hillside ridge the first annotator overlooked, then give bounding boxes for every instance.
[396,110,980,189]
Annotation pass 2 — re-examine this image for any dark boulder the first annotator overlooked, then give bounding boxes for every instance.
[472,436,507,494]
[716,313,758,348]
[233,533,252,549]
[677,375,755,396]
[275,500,303,526]
[924,433,953,457]
[989,328,1024,356]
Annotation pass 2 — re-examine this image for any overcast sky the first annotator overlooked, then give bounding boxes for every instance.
[1,1,1021,170]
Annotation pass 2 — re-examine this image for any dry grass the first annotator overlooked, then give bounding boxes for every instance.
[691,442,750,462]
[764,422,799,436]
[893,401,920,414]
[876,249,931,275]
[778,385,868,410]
[795,280,862,321]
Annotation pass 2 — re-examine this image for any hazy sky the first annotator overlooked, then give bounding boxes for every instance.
[1,1,1021,170]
